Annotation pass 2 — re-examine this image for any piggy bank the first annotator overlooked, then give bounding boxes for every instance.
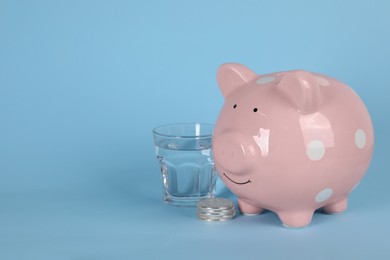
[212,63,374,228]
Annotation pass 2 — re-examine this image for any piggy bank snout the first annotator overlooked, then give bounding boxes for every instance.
[213,131,254,174]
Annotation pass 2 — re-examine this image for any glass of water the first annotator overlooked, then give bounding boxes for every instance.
[153,123,216,207]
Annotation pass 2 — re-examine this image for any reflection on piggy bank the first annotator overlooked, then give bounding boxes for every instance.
[212,63,374,228]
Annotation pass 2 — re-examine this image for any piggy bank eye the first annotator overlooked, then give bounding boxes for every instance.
[233,104,237,109]
[253,108,258,112]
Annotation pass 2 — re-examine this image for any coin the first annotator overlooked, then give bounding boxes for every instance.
[196,198,236,222]
[197,198,234,210]
[197,215,234,222]
[197,208,235,215]
[197,210,234,215]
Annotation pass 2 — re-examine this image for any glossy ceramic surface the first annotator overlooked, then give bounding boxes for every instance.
[212,63,374,228]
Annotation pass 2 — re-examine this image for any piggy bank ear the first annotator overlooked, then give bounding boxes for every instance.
[277,70,323,114]
[217,63,257,98]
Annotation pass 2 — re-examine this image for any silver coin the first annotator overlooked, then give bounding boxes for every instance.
[197,213,235,222]
[197,217,233,222]
[197,213,236,220]
[197,209,236,216]
[197,205,235,211]
[197,207,234,213]
[197,198,234,210]
[196,198,236,222]
[197,213,234,220]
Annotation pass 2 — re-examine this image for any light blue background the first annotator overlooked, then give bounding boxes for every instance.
[1,0,390,259]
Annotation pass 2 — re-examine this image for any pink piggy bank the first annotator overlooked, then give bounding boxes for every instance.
[212,63,374,228]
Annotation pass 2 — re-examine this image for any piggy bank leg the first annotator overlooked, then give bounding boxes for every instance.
[277,211,314,228]
[238,199,264,216]
[322,197,348,214]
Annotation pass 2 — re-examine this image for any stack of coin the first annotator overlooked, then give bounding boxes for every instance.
[196,198,236,222]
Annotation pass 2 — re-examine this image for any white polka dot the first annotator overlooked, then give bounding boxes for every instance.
[315,188,333,203]
[316,76,330,86]
[256,76,275,85]
[355,129,366,149]
[306,140,326,161]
